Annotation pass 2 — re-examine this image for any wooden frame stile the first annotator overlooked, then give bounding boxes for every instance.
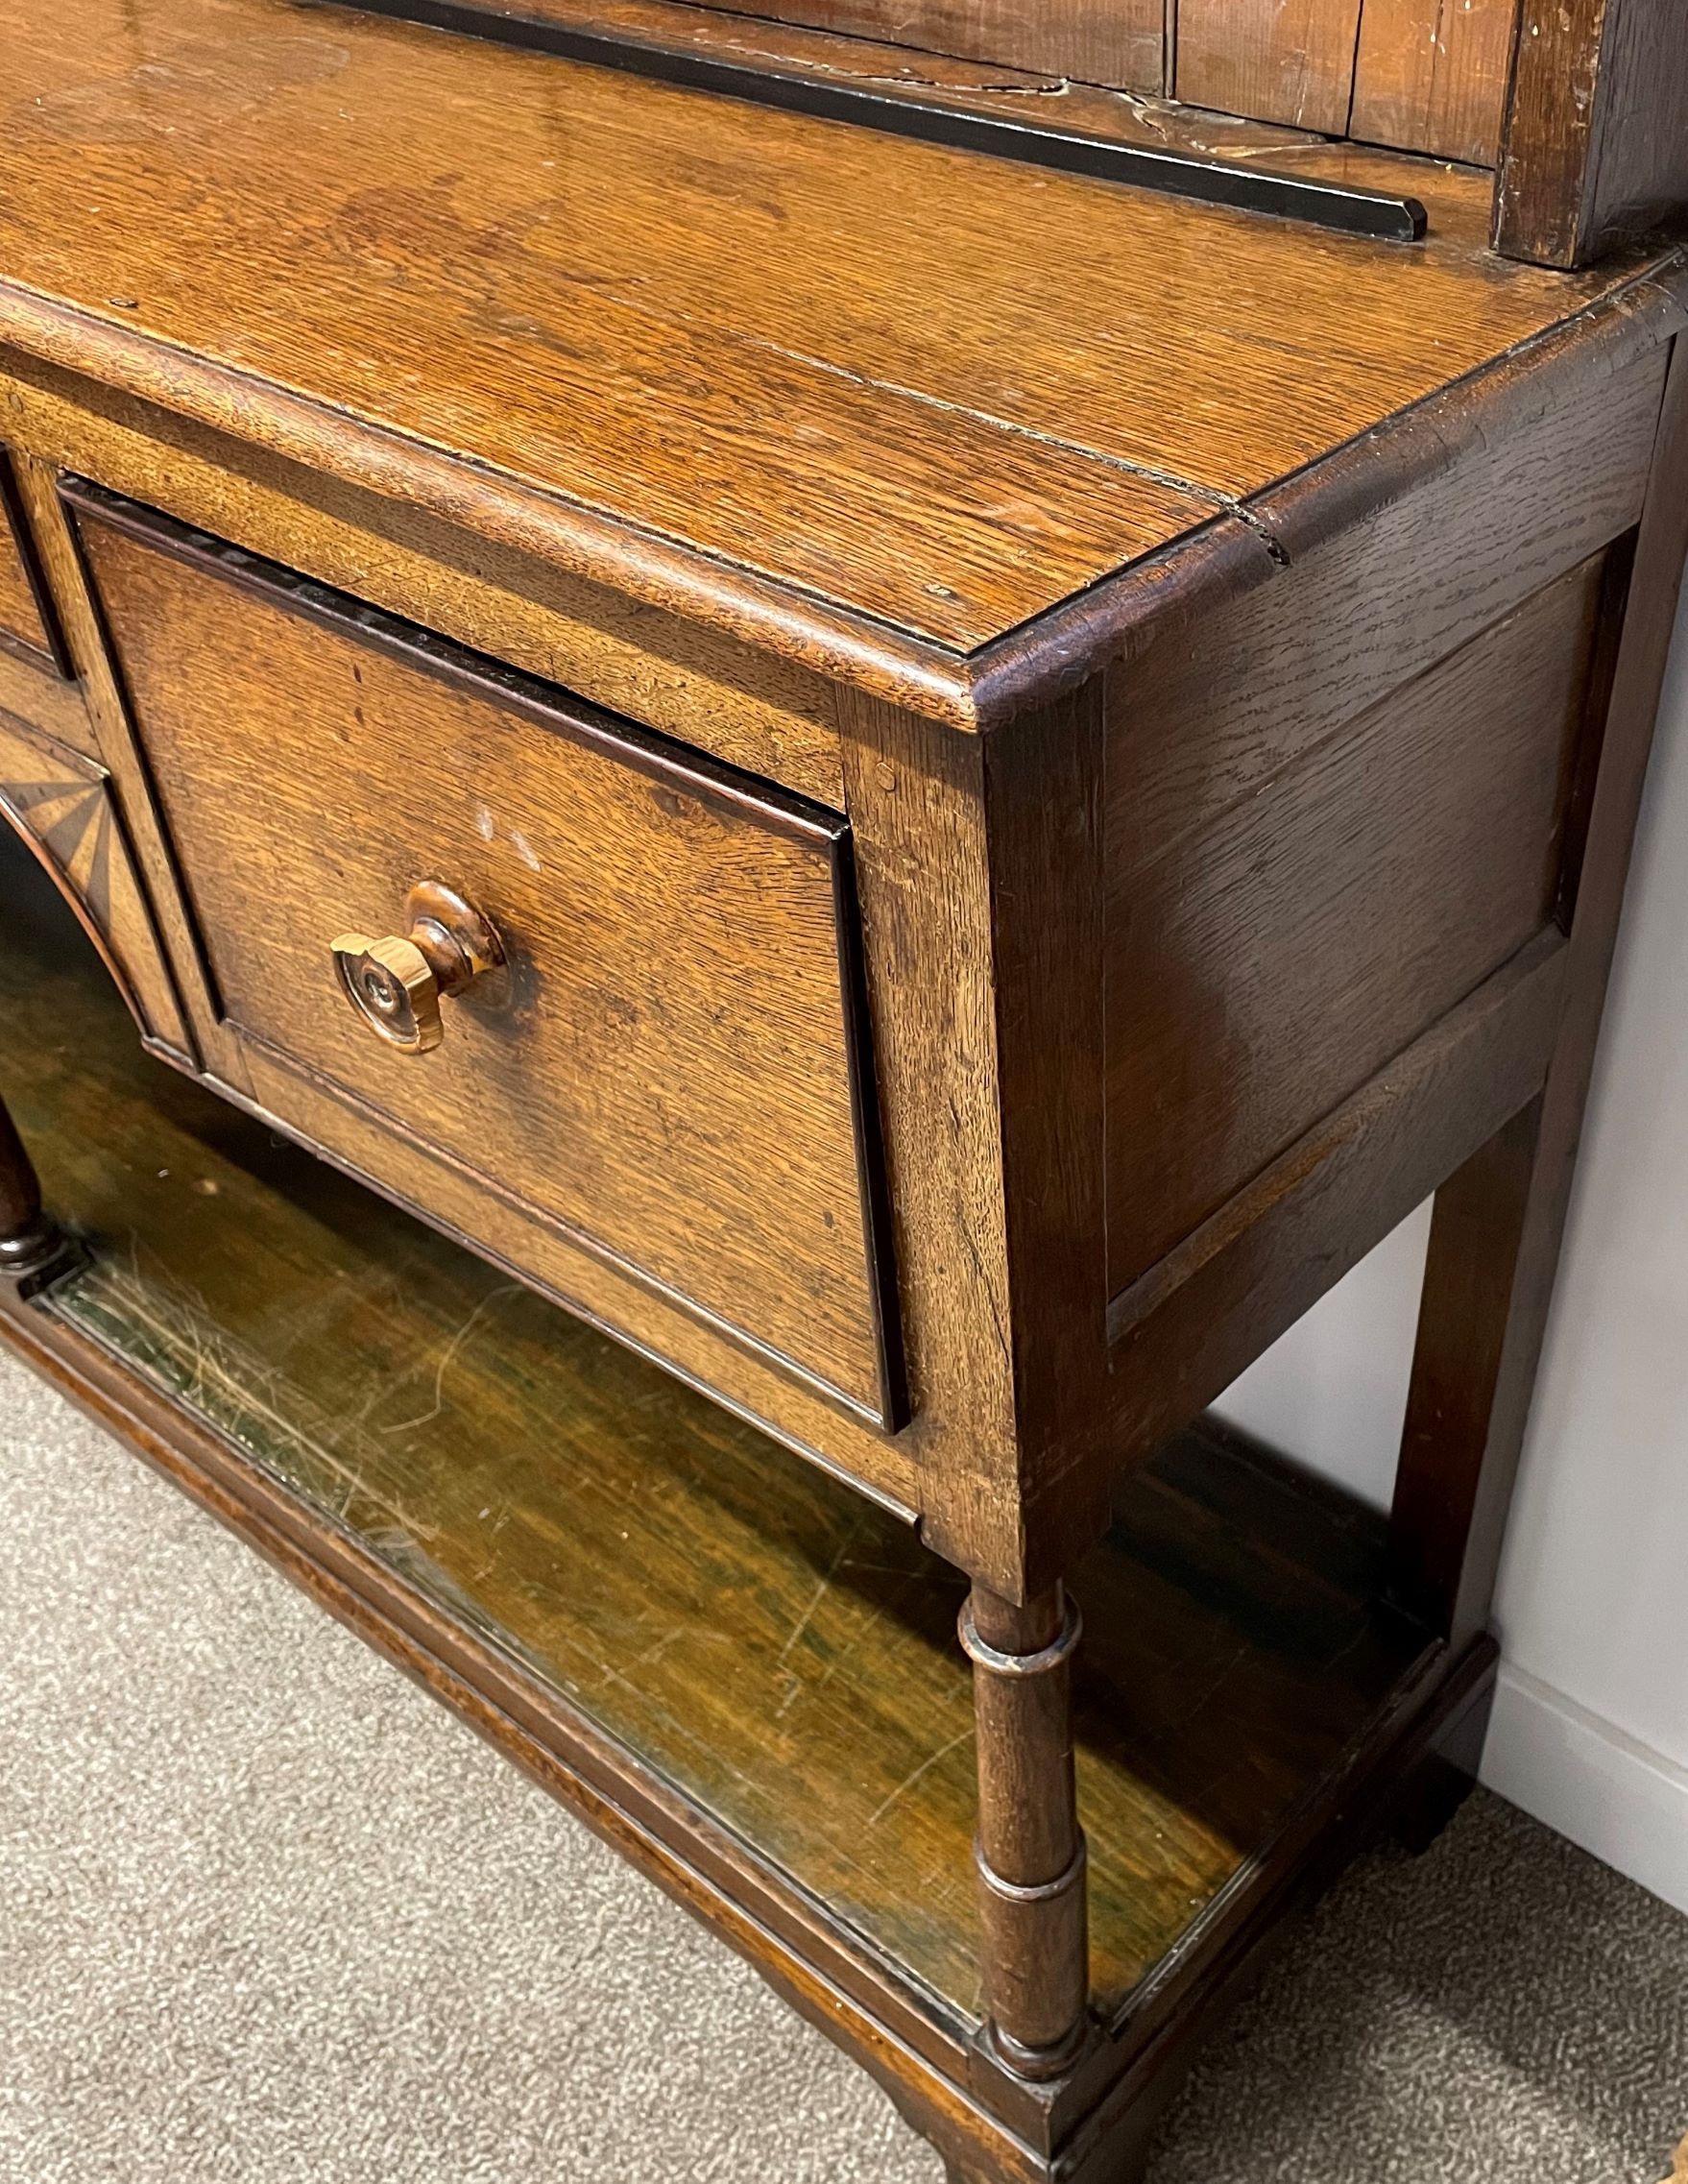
[1389,329,1688,1646]
[837,669,1111,2108]
[0,449,74,677]
[1495,0,1688,269]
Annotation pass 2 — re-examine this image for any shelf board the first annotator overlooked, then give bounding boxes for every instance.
[0,830,1435,2028]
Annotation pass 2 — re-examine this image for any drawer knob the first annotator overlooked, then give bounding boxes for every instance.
[330,881,506,1056]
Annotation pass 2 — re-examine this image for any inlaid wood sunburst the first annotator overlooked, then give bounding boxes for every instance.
[0,712,191,1056]
[2,770,117,931]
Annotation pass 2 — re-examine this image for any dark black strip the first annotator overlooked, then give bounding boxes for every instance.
[321,0,1430,243]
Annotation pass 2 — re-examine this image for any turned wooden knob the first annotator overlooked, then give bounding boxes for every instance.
[330,881,505,1055]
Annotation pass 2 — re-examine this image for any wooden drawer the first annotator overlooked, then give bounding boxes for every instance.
[65,482,904,1430]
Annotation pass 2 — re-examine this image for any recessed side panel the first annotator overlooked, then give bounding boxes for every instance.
[1107,554,1605,1295]
[1103,345,1667,1302]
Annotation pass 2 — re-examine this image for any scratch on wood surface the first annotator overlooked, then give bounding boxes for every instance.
[867,1727,974,1826]
[776,1538,851,1666]
[1178,1637,1251,1726]
[62,1243,445,1546]
[379,1281,525,1435]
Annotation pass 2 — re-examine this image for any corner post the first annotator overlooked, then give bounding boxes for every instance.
[960,1582,1090,2078]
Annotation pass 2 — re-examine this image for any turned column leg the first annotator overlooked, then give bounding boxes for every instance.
[960,1582,1090,2080]
[0,1088,80,1296]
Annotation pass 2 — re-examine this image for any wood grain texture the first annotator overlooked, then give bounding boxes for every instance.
[0,0,1206,652]
[0,708,190,1055]
[1351,0,1519,164]
[1106,557,1605,1295]
[318,0,1516,232]
[0,449,67,673]
[0,849,1437,2039]
[965,1585,1090,2074]
[0,361,849,809]
[226,1041,920,1511]
[74,496,901,1426]
[1108,341,1665,885]
[836,674,1110,1594]
[1497,0,1688,267]
[638,0,1165,87]
[1393,336,1688,1649]
[835,697,1024,1573]
[12,457,249,1089]
[1175,0,1362,134]
[0,0,1658,690]
[1100,932,1566,1495]
[413,0,1170,94]
[0,646,98,764]
[1389,1097,1544,1635]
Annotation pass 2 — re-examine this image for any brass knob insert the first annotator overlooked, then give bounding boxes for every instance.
[330,881,506,1055]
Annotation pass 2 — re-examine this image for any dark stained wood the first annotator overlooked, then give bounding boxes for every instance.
[963,1584,1091,2076]
[0,1085,65,1290]
[835,676,1113,1597]
[1107,343,1665,885]
[557,0,1171,90]
[333,0,1681,230]
[1391,333,1688,1649]
[832,696,1022,1570]
[0,843,1439,2052]
[1389,1102,1548,1633]
[1106,556,1606,1295]
[981,679,1113,1580]
[318,0,1526,240]
[969,279,1683,739]
[0,5,1684,2173]
[1090,934,1568,1585]
[70,488,905,1433]
[1350,0,1519,165]
[1496,0,1688,267]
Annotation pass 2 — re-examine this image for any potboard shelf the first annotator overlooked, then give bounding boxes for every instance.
[0,827,1438,2040]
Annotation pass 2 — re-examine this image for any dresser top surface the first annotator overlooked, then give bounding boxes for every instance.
[0,0,1668,663]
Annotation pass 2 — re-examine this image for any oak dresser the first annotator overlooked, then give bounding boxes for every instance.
[1,0,1685,2175]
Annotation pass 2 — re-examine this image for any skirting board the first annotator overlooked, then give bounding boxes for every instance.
[1482,1663,1688,1917]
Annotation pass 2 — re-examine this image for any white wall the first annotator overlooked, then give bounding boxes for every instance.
[1216,585,1688,1915]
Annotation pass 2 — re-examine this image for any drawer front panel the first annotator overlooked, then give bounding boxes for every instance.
[69,485,903,1427]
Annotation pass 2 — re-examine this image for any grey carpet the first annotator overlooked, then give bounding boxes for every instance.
[1,1347,1684,2184]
